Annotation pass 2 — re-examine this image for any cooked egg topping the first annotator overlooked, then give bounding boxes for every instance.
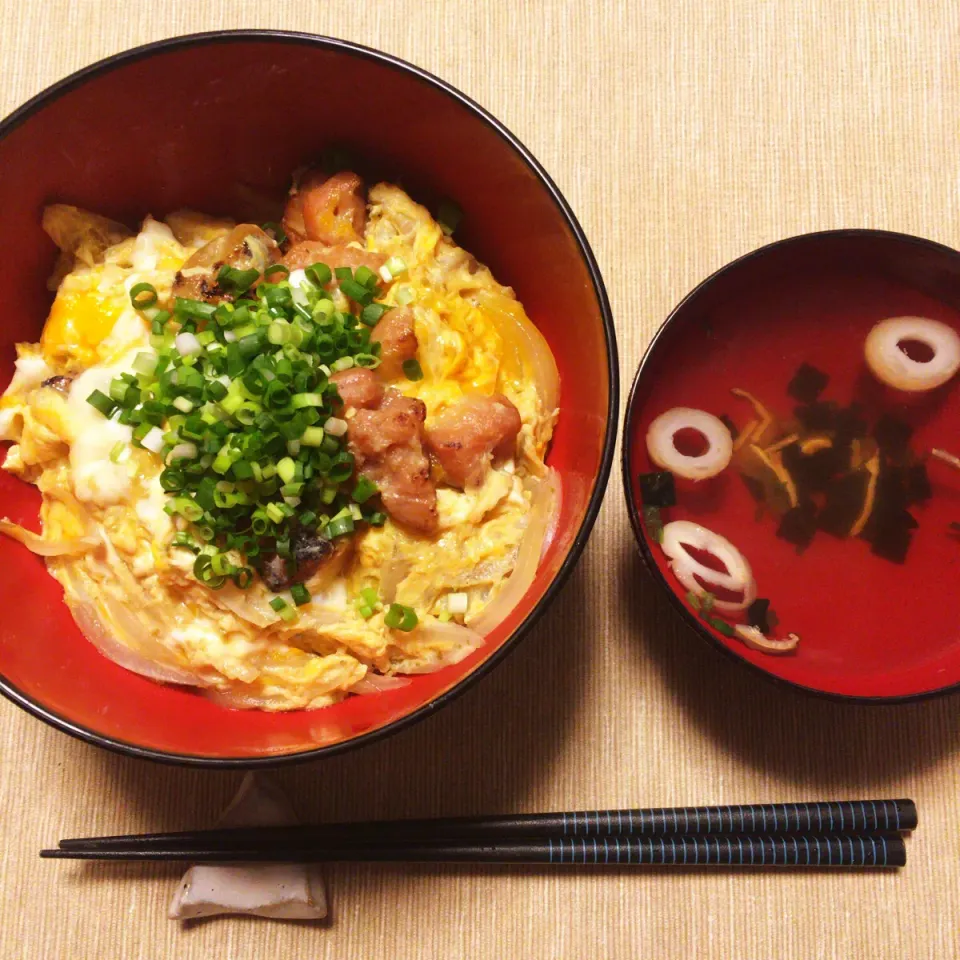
[0,180,559,711]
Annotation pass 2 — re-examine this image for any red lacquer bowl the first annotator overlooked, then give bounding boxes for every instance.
[0,32,617,764]
[624,230,960,702]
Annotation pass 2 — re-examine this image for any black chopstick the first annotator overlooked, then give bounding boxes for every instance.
[54,798,916,852]
[40,833,906,867]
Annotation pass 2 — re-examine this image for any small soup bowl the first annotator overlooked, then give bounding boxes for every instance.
[0,31,618,764]
[624,229,960,701]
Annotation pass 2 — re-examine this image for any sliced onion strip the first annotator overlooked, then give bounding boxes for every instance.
[59,569,200,685]
[392,620,485,675]
[379,548,411,604]
[469,469,559,635]
[213,583,343,629]
[0,519,97,557]
[352,673,413,694]
[475,290,560,412]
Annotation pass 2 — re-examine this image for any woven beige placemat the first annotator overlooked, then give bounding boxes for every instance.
[1,2,958,957]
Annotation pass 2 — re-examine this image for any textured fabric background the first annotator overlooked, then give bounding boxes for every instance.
[1,2,958,958]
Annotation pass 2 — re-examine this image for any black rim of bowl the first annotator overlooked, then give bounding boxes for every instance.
[622,227,960,705]
[0,30,619,766]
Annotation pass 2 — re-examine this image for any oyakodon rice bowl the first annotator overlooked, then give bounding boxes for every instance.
[0,166,560,711]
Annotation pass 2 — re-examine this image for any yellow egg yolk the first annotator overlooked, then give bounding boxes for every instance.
[41,290,121,368]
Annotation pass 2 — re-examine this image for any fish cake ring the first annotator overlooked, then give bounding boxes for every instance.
[864,315,960,392]
[646,407,733,481]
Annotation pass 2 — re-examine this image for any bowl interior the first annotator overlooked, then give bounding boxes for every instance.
[625,231,960,700]
[0,35,615,761]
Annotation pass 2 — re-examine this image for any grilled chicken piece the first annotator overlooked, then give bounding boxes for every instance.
[40,375,73,394]
[370,308,418,380]
[172,225,277,304]
[281,241,388,294]
[281,170,366,246]
[425,394,522,488]
[347,390,437,534]
[329,368,384,411]
[261,527,334,591]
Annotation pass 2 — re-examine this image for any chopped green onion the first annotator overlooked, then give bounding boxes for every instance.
[313,299,335,320]
[172,532,200,552]
[265,502,286,524]
[168,497,204,522]
[395,285,415,306]
[86,389,115,417]
[354,265,377,289]
[306,263,332,287]
[339,277,373,303]
[159,468,186,492]
[327,453,354,483]
[109,377,132,403]
[642,505,664,544]
[352,476,378,503]
[437,200,462,236]
[290,583,311,606]
[291,392,325,409]
[109,441,127,463]
[269,596,297,622]
[301,426,326,447]
[326,515,354,538]
[193,554,226,589]
[217,264,260,294]
[133,352,158,376]
[267,320,292,345]
[175,297,217,320]
[384,603,418,632]
[277,456,296,484]
[264,263,290,282]
[262,222,287,245]
[382,257,407,281]
[360,303,389,327]
[129,282,158,309]
[206,380,228,402]
[402,358,424,381]
[707,615,736,637]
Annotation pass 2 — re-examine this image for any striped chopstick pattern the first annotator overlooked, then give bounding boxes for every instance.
[544,834,903,867]
[556,799,914,837]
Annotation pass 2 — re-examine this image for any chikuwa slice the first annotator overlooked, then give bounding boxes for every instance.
[646,407,733,481]
[660,520,757,612]
[864,315,960,392]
